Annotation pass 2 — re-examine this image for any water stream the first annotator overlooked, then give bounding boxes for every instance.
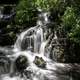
[0,11,72,80]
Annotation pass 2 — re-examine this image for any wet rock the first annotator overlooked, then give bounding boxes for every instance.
[50,46,64,62]
[0,56,11,74]
[24,70,32,79]
[34,56,46,68]
[15,55,28,72]
[21,36,34,51]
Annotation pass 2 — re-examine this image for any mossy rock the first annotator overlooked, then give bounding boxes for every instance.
[15,55,28,72]
[33,56,46,68]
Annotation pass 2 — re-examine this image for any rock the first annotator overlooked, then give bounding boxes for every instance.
[0,56,11,74]
[24,70,32,79]
[33,56,46,68]
[50,46,64,62]
[15,55,28,72]
[21,36,34,52]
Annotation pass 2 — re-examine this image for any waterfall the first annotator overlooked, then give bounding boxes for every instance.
[0,11,73,80]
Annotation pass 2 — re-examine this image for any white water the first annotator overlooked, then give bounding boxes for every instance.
[0,12,72,80]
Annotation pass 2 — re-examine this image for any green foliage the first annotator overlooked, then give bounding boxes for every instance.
[34,0,60,11]
[62,6,80,44]
[62,7,76,32]
[69,19,80,44]
[15,0,37,26]
[15,0,66,26]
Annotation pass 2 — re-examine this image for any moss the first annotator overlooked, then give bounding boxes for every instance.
[15,55,28,72]
[34,56,46,68]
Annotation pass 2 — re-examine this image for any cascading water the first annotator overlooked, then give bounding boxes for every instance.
[0,11,73,80]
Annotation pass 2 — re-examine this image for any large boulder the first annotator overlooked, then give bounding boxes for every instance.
[33,56,46,68]
[15,55,28,72]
